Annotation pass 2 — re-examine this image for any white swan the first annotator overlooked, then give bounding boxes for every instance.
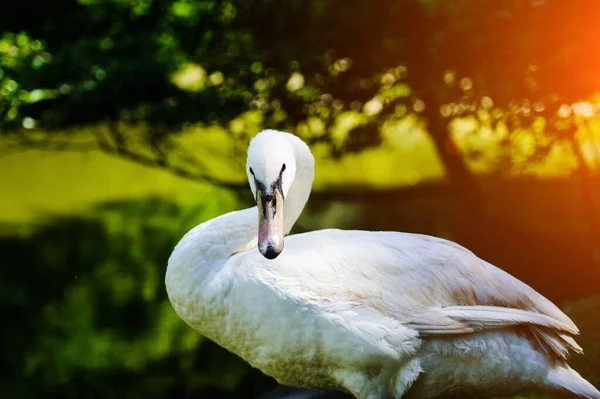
[166,129,599,399]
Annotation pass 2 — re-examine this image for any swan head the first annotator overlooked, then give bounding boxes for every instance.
[246,130,297,260]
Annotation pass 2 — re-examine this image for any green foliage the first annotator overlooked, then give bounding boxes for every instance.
[0,196,277,398]
[3,0,600,170]
[563,296,600,387]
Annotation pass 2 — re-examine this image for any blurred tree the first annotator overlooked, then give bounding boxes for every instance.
[0,196,280,398]
[2,0,600,193]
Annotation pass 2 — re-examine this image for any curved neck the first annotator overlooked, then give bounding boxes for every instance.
[282,132,315,235]
[167,133,314,262]
[166,133,315,322]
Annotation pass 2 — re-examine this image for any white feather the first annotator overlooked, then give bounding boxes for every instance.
[165,129,599,399]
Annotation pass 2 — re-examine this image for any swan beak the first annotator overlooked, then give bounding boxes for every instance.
[257,188,284,259]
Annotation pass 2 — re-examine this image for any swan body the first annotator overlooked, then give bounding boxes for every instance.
[166,130,599,399]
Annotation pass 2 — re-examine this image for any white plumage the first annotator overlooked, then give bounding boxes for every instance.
[166,129,599,399]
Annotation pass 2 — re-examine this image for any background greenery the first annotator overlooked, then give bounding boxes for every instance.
[2,0,600,398]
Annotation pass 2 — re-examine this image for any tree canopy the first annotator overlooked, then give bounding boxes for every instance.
[3,0,600,189]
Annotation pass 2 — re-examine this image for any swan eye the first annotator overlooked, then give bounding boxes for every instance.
[249,167,255,176]
[281,164,286,173]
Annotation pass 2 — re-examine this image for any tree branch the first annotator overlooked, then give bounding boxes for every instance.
[97,139,247,190]
[3,133,248,190]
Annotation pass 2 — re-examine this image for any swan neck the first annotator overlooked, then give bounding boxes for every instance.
[165,131,314,336]
[283,135,314,234]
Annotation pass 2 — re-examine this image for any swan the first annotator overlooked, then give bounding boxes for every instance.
[165,129,599,399]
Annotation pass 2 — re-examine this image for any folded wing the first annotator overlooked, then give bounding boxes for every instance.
[280,229,582,360]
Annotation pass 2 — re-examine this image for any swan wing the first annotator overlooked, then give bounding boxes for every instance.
[407,306,577,335]
[267,229,581,358]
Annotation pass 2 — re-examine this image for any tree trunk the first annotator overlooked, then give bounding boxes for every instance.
[419,94,502,257]
[422,97,484,209]
[571,134,600,260]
